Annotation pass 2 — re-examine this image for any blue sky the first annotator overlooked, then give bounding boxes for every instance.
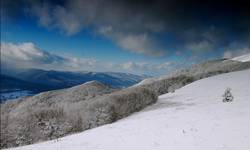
[2,16,182,63]
[1,0,250,76]
[1,14,187,76]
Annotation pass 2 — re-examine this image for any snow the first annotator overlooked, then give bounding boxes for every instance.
[9,69,250,150]
[231,53,250,62]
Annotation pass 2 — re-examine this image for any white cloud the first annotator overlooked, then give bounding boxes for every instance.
[1,42,180,76]
[31,3,53,28]
[121,62,149,70]
[223,47,250,58]
[223,42,250,58]
[30,3,84,35]
[120,61,176,75]
[186,40,213,52]
[184,26,221,52]
[30,0,167,57]
[98,26,166,57]
[1,42,97,71]
[156,62,172,70]
[2,42,55,64]
[53,6,84,35]
[121,62,136,70]
[117,33,165,56]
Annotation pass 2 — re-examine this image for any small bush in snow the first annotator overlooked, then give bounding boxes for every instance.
[222,88,233,102]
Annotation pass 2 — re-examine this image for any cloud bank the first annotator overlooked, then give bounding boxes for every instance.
[1,42,97,71]
[1,42,178,75]
[2,0,250,56]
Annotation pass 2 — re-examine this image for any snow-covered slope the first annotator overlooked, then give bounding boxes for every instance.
[232,53,250,62]
[136,58,250,88]
[10,69,250,150]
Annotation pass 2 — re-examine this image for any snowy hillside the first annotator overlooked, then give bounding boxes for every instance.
[10,69,250,150]
[136,58,250,87]
[232,53,250,62]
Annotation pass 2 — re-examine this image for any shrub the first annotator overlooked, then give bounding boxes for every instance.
[223,88,233,102]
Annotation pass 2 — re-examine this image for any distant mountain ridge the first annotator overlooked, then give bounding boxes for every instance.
[9,69,148,88]
[1,69,148,101]
[0,75,56,92]
[0,75,55,101]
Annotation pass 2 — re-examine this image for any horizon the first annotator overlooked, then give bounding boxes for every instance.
[1,0,250,76]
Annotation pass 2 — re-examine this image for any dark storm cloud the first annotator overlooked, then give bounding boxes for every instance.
[2,0,250,56]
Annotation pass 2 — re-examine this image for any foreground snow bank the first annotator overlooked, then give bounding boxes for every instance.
[10,69,250,150]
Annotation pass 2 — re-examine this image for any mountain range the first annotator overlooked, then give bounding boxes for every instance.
[0,69,149,101]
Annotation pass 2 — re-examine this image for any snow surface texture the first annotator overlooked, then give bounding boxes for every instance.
[232,53,250,62]
[9,69,250,150]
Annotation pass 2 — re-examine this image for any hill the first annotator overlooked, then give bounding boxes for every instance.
[10,69,250,150]
[1,81,156,148]
[2,57,250,149]
[136,59,250,95]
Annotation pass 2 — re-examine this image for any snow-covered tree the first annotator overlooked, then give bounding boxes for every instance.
[223,88,233,102]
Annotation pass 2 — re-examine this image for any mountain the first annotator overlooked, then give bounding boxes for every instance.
[0,75,54,101]
[0,79,156,148]
[0,75,40,92]
[8,69,250,150]
[7,69,148,88]
[1,69,148,101]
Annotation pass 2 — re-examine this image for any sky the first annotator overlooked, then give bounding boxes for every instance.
[1,0,250,76]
